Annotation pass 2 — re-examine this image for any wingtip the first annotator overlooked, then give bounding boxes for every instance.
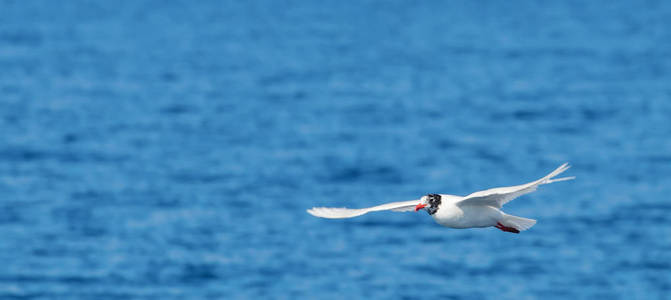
[551,162,571,174]
[547,176,575,183]
[541,163,573,184]
[307,207,332,218]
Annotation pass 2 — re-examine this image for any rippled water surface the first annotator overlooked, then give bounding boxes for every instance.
[1,1,671,299]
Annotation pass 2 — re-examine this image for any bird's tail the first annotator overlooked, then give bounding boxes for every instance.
[501,214,536,232]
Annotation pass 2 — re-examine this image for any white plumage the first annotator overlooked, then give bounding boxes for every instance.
[307,199,420,219]
[307,163,574,233]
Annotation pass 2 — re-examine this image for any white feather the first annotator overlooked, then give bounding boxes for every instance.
[307,163,574,234]
[306,199,420,219]
[456,163,574,208]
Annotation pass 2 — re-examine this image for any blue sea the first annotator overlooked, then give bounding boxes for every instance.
[1,1,670,299]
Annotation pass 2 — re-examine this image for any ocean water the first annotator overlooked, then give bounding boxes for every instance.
[1,1,670,299]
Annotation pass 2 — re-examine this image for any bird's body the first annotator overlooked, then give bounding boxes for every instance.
[431,197,498,228]
[307,163,574,234]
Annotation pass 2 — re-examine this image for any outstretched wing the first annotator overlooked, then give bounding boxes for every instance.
[307,199,421,219]
[456,163,574,208]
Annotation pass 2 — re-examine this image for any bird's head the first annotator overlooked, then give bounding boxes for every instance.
[415,194,441,215]
[415,195,429,211]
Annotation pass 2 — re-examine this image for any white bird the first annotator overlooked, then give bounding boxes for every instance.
[307,163,574,233]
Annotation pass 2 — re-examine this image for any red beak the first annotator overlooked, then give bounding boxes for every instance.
[415,203,427,211]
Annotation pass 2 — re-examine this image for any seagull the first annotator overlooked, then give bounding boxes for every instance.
[307,163,574,233]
